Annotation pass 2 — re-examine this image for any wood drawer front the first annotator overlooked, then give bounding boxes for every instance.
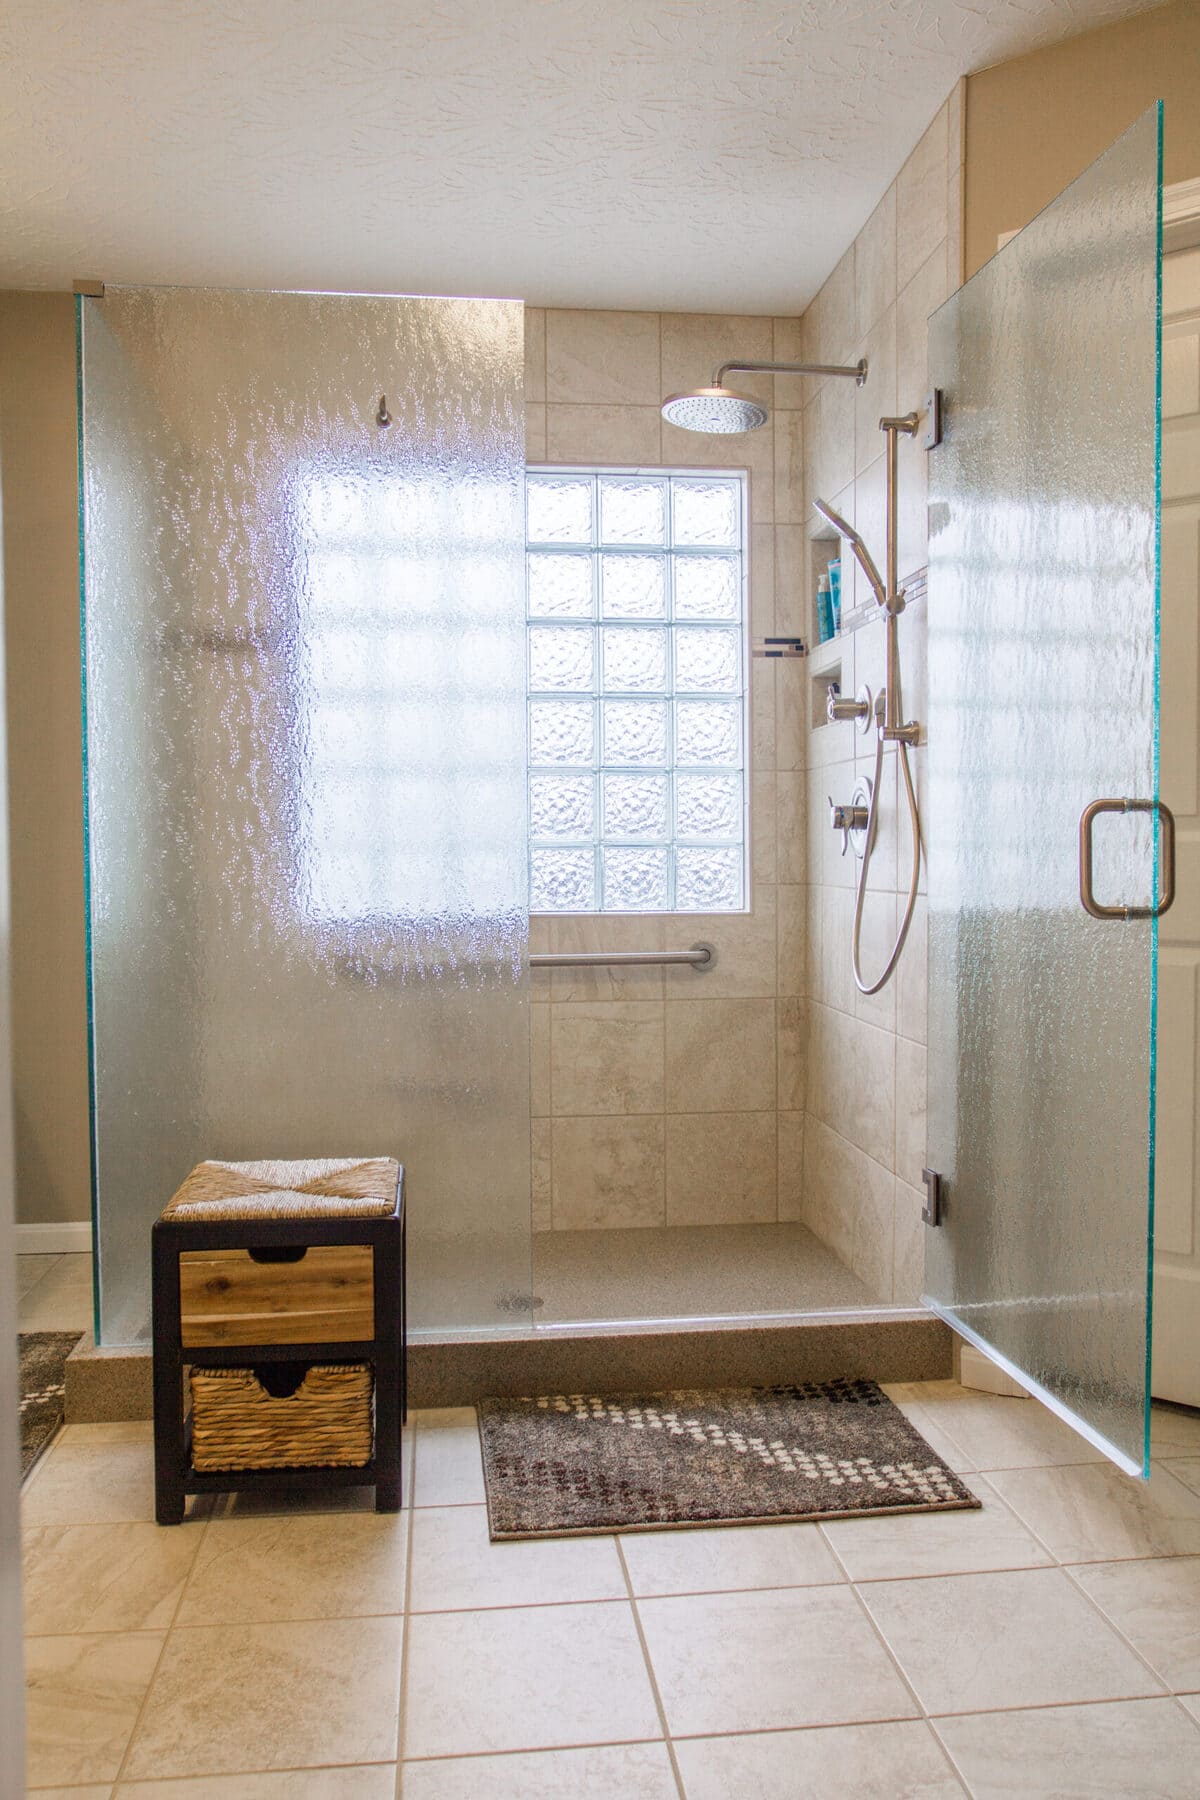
[179,1245,374,1347]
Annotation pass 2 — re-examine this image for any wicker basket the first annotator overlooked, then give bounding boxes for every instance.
[189,1363,373,1471]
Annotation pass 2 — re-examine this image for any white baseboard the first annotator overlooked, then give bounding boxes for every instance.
[16,1220,94,1255]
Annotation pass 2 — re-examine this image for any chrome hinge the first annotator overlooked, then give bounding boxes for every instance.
[923,389,943,451]
[921,1167,943,1227]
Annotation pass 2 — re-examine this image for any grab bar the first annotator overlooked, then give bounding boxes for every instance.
[530,942,714,970]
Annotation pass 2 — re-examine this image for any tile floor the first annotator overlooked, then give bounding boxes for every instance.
[18,1253,95,1342]
[14,1352,1200,1797]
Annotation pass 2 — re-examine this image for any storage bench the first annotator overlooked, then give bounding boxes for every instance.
[151,1156,405,1524]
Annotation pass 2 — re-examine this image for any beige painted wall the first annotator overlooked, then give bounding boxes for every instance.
[965,0,1200,278]
[797,90,965,1304]
[526,307,807,1231]
[0,294,91,1228]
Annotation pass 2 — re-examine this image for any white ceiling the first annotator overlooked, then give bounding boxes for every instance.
[0,0,1161,314]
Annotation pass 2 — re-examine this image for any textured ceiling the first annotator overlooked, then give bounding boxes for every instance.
[0,0,1162,312]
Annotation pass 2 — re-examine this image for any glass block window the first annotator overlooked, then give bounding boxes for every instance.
[527,468,748,913]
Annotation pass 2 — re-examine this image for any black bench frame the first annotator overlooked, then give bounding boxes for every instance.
[151,1178,406,1524]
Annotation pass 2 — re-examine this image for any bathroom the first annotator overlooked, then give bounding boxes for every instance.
[3,1,1200,1793]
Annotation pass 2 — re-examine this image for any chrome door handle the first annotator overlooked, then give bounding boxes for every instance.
[1079,798,1176,920]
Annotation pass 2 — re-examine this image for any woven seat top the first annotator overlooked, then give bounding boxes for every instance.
[162,1157,400,1223]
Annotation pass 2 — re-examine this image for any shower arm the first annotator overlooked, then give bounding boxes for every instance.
[714,358,868,388]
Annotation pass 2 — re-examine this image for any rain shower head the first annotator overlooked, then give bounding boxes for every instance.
[661,386,770,434]
[661,357,867,435]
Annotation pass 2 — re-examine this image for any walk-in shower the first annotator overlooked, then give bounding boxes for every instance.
[664,360,923,995]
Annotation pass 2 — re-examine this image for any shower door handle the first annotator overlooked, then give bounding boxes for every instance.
[1079,798,1175,920]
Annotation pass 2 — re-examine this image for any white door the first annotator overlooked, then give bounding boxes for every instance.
[1153,241,1200,1407]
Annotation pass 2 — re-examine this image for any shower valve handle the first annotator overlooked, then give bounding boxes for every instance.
[829,796,869,855]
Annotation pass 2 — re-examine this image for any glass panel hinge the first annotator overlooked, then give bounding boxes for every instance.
[921,1167,943,1227]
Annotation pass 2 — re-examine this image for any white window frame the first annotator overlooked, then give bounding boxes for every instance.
[526,464,751,915]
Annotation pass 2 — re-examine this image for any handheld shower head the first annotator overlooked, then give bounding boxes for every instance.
[660,386,769,434]
[813,497,886,610]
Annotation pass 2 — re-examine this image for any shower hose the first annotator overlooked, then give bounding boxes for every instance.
[852,725,922,996]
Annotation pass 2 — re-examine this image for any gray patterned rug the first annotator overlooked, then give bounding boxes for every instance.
[19,1332,82,1477]
[478,1379,980,1539]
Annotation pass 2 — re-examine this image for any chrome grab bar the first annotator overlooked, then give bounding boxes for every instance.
[1079,798,1175,920]
[530,942,714,969]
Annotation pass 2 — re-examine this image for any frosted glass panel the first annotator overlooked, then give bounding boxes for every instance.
[925,110,1161,1474]
[80,286,529,1344]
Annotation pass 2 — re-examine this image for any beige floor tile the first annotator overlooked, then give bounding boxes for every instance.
[985,1460,1200,1562]
[27,1788,113,1798]
[403,1600,659,1758]
[25,1631,164,1788]
[113,1769,397,1798]
[935,1697,1200,1798]
[1167,1458,1200,1496]
[122,1616,402,1778]
[639,1585,916,1737]
[674,1720,961,1799]
[861,1568,1163,1715]
[1181,1692,1200,1724]
[409,1503,624,1612]
[22,1440,200,1528]
[620,1519,843,1597]
[400,1743,677,1798]
[59,1422,155,1446]
[821,1474,1054,1582]
[412,1411,484,1506]
[24,1523,200,1634]
[1070,1557,1200,1691]
[17,1252,63,1296]
[904,1390,1104,1470]
[887,1399,976,1473]
[1151,1404,1200,1457]
[176,1513,408,1625]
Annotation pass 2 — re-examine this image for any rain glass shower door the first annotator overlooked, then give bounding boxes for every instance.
[79,287,530,1345]
[925,107,1163,1475]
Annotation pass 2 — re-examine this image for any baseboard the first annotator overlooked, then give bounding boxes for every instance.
[16,1220,94,1255]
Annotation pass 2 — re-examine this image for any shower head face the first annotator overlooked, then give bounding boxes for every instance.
[660,386,770,434]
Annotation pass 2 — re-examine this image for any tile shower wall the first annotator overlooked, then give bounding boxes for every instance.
[525,308,808,1232]
[798,89,965,1303]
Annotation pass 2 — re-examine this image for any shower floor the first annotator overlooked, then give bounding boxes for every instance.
[532,1221,886,1327]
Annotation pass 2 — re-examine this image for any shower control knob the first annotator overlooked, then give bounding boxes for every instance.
[827,683,874,731]
[829,795,869,856]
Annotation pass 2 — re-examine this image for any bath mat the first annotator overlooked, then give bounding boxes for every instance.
[477,1378,980,1539]
[19,1332,82,1477]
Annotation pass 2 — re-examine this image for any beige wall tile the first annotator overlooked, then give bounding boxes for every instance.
[524,307,547,402]
[803,246,857,376]
[525,404,547,461]
[773,409,804,523]
[895,895,927,1045]
[855,888,897,1033]
[775,773,806,886]
[660,312,774,405]
[545,403,661,465]
[777,665,806,774]
[855,307,897,476]
[661,419,775,524]
[947,162,965,290]
[778,1109,805,1219]
[750,522,776,637]
[801,1117,895,1299]
[893,1178,926,1305]
[773,524,807,645]
[805,376,855,506]
[778,997,807,1112]
[546,309,660,407]
[855,187,897,339]
[663,891,777,1001]
[532,1119,552,1230]
[807,1003,894,1171]
[752,659,776,769]
[895,1033,927,1192]
[530,1004,551,1116]
[550,1002,664,1115]
[551,1115,665,1229]
[752,773,777,886]
[778,884,806,999]
[665,1112,777,1225]
[897,105,949,291]
[773,316,804,363]
[665,998,776,1112]
[548,914,665,1002]
[946,77,966,169]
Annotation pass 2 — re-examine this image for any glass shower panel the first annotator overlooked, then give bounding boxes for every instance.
[925,108,1162,1474]
[79,287,529,1344]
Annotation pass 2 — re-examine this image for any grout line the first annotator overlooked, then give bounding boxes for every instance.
[394,1415,419,1798]
[109,1500,212,1786]
[615,1536,688,1800]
